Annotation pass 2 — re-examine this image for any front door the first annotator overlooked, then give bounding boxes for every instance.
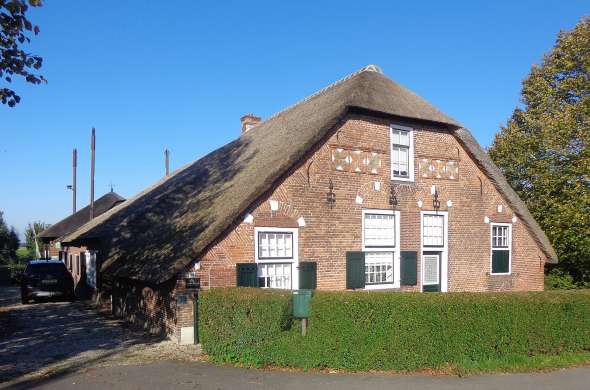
[422,252,441,292]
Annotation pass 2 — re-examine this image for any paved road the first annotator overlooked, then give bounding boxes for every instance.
[2,360,589,390]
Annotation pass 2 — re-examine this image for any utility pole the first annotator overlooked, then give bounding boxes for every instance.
[165,148,170,177]
[90,128,96,220]
[72,148,77,214]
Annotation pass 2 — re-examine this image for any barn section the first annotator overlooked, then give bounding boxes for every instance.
[38,191,125,297]
[60,65,557,343]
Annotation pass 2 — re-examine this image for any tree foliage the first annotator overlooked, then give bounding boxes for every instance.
[0,211,19,263]
[489,17,590,283]
[24,220,48,258]
[1,0,44,107]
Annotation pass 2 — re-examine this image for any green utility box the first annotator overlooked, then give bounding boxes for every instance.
[292,289,312,318]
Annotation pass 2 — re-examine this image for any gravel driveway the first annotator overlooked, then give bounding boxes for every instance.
[0,286,199,386]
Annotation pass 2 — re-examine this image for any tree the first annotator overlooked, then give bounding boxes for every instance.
[24,220,48,258]
[1,0,44,107]
[489,17,590,283]
[0,211,19,263]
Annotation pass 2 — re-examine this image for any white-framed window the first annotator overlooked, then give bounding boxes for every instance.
[490,223,511,275]
[257,231,293,259]
[255,227,299,289]
[390,124,414,182]
[362,209,400,288]
[363,213,396,248]
[420,211,449,292]
[422,214,444,247]
[257,263,292,289]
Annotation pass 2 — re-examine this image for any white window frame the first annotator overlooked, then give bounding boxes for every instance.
[254,227,299,289]
[390,124,415,182]
[490,223,512,276]
[362,209,401,289]
[420,211,448,292]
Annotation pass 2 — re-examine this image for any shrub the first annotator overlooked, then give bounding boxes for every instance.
[7,261,26,284]
[199,288,293,365]
[200,288,590,371]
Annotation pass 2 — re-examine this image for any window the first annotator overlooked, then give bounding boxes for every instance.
[365,252,394,284]
[391,125,414,181]
[255,227,298,290]
[362,209,399,287]
[422,214,444,247]
[363,213,396,247]
[258,263,292,289]
[258,232,293,259]
[491,224,511,274]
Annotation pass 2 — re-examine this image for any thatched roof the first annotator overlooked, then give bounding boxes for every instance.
[61,65,557,284]
[39,192,125,241]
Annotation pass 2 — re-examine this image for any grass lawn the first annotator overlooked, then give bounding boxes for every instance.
[453,352,590,376]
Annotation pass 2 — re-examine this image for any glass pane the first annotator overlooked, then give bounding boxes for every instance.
[399,131,409,146]
[365,252,394,284]
[391,130,400,145]
[364,214,395,247]
[423,255,439,285]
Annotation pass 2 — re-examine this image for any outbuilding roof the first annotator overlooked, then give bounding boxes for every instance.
[39,191,125,241]
[62,65,557,283]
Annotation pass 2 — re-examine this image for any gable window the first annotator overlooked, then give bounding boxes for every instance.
[390,125,414,181]
[255,227,298,289]
[422,214,444,247]
[491,224,511,275]
[362,209,400,288]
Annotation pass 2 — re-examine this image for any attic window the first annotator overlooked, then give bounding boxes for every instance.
[390,125,414,182]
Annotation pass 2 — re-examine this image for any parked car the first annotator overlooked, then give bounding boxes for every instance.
[20,260,74,304]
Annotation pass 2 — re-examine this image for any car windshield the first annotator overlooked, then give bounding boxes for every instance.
[26,264,69,278]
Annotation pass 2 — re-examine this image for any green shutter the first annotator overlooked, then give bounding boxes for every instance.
[299,262,317,290]
[492,250,510,274]
[346,251,365,289]
[400,251,418,285]
[236,263,258,287]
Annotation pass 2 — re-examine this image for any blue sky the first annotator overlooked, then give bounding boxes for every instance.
[1,1,588,239]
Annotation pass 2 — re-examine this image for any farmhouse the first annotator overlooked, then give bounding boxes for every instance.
[61,65,557,343]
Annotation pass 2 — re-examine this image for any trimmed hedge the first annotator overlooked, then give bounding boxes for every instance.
[199,288,293,365]
[200,289,590,370]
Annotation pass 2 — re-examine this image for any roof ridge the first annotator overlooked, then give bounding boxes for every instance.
[262,64,383,124]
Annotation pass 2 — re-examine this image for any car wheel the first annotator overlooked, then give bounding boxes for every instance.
[21,296,30,305]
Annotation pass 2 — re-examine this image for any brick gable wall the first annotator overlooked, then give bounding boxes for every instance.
[192,112,546,292]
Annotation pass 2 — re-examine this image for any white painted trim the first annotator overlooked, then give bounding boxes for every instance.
[254,226,299,289]
[390,124,415,182]
[361,208,401,289]
[420,211,449,292]
[490,222,512,276]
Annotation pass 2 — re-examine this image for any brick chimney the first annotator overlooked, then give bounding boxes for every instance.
[240,114,261,134]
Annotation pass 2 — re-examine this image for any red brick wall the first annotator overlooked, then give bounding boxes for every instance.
[193,112,546,292]
[109,277,195,340]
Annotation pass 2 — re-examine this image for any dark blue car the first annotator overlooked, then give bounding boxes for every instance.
[20,260,75,304]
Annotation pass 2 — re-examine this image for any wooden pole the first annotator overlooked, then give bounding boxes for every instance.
[90,128,95,220]
[165,148,170,177]
[72,148,77,214]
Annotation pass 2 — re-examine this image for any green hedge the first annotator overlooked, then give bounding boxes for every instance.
[200,289,590,370]
[199,288,293,365]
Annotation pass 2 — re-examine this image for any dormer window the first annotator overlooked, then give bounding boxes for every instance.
[390,124,414,181]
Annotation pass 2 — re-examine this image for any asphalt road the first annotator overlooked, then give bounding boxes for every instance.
[2,360,589,390]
